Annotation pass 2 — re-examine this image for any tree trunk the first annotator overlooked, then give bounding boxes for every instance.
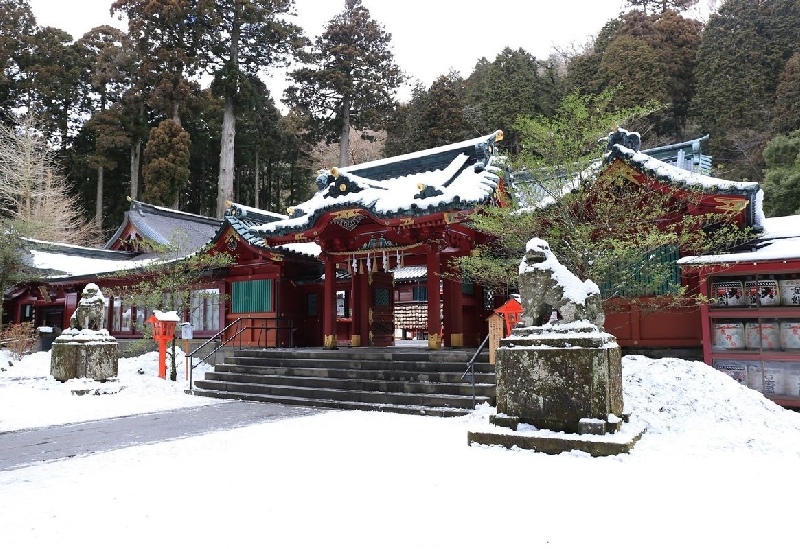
[96,165,104,229]
[216,10,240,218]
[266,160,273,212]
[130,138,141,200]
[254,150,260,210]
[217,96,235,218]
[338,96,351,168]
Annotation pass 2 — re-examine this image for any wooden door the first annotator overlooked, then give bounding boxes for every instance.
[370,272,395,346]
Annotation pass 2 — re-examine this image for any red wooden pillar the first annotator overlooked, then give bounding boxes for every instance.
[426,245,442,349]
[322,253,338,349]
[699,272,712,365]
[351,268,365,347]
[443,274,463,347]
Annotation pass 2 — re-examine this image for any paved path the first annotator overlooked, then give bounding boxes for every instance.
[0,401,325,471]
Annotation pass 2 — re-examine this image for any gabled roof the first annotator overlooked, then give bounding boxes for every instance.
[603,129,763,231]
[23,238,153,281]
[105,199,222,257]
[214,202,321,260]
[249,131,505,238]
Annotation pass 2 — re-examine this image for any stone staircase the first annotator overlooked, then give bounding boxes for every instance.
[191,346,495,417]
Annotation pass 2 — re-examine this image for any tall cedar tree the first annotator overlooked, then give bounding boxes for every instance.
[0,0,37,123]
[204,0,305,218]
[142,119,191,208]
[284,0,403,168]
[111,0,202,214]
[75,26,135,228]
[456,90,750,305]
[111,0,201,124]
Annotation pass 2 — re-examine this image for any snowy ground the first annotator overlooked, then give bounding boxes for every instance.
[2,348,800,548]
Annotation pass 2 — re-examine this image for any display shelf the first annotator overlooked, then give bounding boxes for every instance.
[708,308,800,318]
[702,271,800,408]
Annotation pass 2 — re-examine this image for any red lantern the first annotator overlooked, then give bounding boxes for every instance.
[146,311,180,379]
[494,299,524,337]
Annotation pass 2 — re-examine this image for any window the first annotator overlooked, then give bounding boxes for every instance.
[190,289,220,332]
[20,304,34,323]
[232,279,273,313]
[307,293,318,317]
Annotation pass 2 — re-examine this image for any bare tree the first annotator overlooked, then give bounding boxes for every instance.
[0,113,103,246]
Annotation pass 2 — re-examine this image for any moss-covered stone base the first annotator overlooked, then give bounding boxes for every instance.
[50,330,119,381]
[496,324,623,433]
[467,423,646,457]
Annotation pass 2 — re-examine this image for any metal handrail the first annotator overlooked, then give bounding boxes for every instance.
[187,317,243,391]
[461,334,490,410]
[186,317,295,391]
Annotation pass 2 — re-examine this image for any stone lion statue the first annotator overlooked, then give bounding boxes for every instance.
[518,238,605,328]
[69,283,107,331]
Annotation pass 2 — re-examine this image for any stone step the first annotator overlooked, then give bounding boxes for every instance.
[229,348,490,364]
[213,364,495,385]
[188,388,473,417]
[193,379,490,409]
[223,355,494,374]
[203,371,496,397]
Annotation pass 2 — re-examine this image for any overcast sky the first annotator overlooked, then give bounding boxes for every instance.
[26,0,708,109]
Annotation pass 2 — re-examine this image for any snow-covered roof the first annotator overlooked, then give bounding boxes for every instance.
[391,266,427,282]
[604,129,763,231]
[678,214,800,266]
[250,131,504,237]
[24,239,156,280]
[105,199,221,257]
[216,202,322,259]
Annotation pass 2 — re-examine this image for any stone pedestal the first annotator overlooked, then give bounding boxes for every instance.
[50,329,119,382]
[494,322,623,434]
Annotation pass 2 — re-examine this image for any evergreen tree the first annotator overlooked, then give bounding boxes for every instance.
[626,0,699,14]
[182,88,223,216]
[142,119,191,208]
[384,72,478,156]
[566,10,701,143]
[473,48,562,154]
[0,0,37,124]
[16,25,82,149]
[762,131,800,217]
[774,53,800,135]
[284,0,404,168]
[74,25,135,228]
[202,0,305,218]
[111,0,201,124]
[691,0,800,180]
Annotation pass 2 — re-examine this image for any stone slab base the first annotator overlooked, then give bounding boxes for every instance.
[468,422,646,457]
